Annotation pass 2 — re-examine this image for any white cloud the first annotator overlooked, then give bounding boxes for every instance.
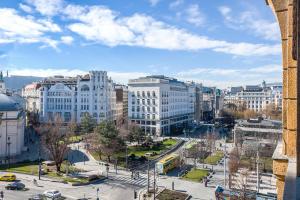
[185,4,205,27]
[0,54,7,59]
[26,0,63,16]
[64,5,281,56]
[149,0,160,7]
[218,6,280,41]
[248,64,282,73]
[8,68,148,84]
[169,0,184,9]
[214,43,281,56]
[176,64,282,88]
[0,8,61,48]
[7,65,281,88]
[19,3,33,13]
[218,6,231,18]
[9,68,86,77]
[108,71,148,84]
[61,36,74,45]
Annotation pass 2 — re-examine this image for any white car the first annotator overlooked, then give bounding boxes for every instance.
[43,190,61,199]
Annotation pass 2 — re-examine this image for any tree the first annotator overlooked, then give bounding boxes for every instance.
[68,120,79,136]
[262,103,282,120]
[127,122,145,144]
[228,147,240,189]
[93,121,125,162]
[37,117,72,172]
[187,142,206,169]
[80,113,96,134]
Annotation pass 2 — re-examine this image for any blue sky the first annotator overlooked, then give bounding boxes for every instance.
[0,0,282,88]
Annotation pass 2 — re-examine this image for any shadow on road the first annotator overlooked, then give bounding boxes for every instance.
[68,150,89,163]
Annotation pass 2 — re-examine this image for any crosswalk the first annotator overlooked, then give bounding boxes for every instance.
[109,173,154,187]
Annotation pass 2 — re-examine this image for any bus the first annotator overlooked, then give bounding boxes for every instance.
[156,154,180,174]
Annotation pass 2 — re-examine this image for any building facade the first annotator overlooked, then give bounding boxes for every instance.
[0,71,6,94]
[0,93,25,163]
[114,84,128,125]
[39,71,116,123]
[128,75,195,136]
[22,83,41,113]
[224,82,283,112]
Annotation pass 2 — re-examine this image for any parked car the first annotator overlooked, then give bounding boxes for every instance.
[5,182,25,190]
[28,194,47,200]
[0,173,16,181]
[43,190,61,199]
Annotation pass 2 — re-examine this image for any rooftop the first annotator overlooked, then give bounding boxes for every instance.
[0,93,22,111]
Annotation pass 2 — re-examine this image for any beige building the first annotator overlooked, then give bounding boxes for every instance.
[0,93,25,163]
[22,83,41,112]
[267,0,300,199]
[114,85,128,125]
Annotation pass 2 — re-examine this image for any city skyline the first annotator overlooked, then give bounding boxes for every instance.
[0,0,282,87]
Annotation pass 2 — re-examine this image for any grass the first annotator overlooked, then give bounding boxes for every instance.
[0,162,39,175]
[91,138,178,162]
[156,189,189,200]
[128,139,177,158]
[182,168,209,182]
[204,151,224,165]
[0,161,88,184]
[240,156,273,173]
[69,135,83,143]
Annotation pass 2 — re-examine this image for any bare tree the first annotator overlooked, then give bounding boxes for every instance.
[233,169,252,200]
[228,147,240,189]
[37,117,71,172]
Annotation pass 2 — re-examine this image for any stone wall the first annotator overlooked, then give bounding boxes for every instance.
[267,0,299,199]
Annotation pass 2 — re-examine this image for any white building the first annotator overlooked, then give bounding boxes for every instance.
[22,83,41,112]
[128,75,195,136]
[39,71,116,123]
[0,71,6,94]
[224,82,283,112]
[0,93,25,163]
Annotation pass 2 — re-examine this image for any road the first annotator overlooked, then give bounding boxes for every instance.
[0,173,139,200]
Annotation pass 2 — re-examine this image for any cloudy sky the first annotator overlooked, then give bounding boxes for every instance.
[0,0,282,88]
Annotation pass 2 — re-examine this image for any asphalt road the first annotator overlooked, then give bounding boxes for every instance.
[0,173,138,200]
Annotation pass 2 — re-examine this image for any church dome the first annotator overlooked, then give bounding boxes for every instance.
[0,93,21,111]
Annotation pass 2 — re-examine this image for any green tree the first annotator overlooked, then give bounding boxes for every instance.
[93,121,125,162]
[80,113,95,134]
[127,122,145,144]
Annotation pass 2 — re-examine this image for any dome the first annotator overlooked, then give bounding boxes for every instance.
[0,94,21,111]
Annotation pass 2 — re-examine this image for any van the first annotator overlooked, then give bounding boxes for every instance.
[0,173,16,181]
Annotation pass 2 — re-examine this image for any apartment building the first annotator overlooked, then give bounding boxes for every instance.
[224,82,282,112]
[22,83,41,112]
[114,84,128,125]
[128,75,195,136]
[39,71,115,123]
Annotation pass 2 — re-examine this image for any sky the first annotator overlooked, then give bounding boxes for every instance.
[0,0,282,88]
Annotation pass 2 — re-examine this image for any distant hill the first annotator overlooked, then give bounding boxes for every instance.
[3,75,43,91]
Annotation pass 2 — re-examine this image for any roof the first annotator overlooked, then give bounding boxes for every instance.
[24,83,41,90]
[158,153,179,164]
[0,93,22,111]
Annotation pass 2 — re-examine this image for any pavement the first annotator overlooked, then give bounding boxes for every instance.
[0,172,139,200]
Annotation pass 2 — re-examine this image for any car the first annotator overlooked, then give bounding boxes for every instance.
[28,194,47,200]
[43,190,61,199]
[5,182,25,190]
[0,173,16,181]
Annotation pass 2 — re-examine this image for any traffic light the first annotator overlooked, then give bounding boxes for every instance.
[134,190,137,199]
